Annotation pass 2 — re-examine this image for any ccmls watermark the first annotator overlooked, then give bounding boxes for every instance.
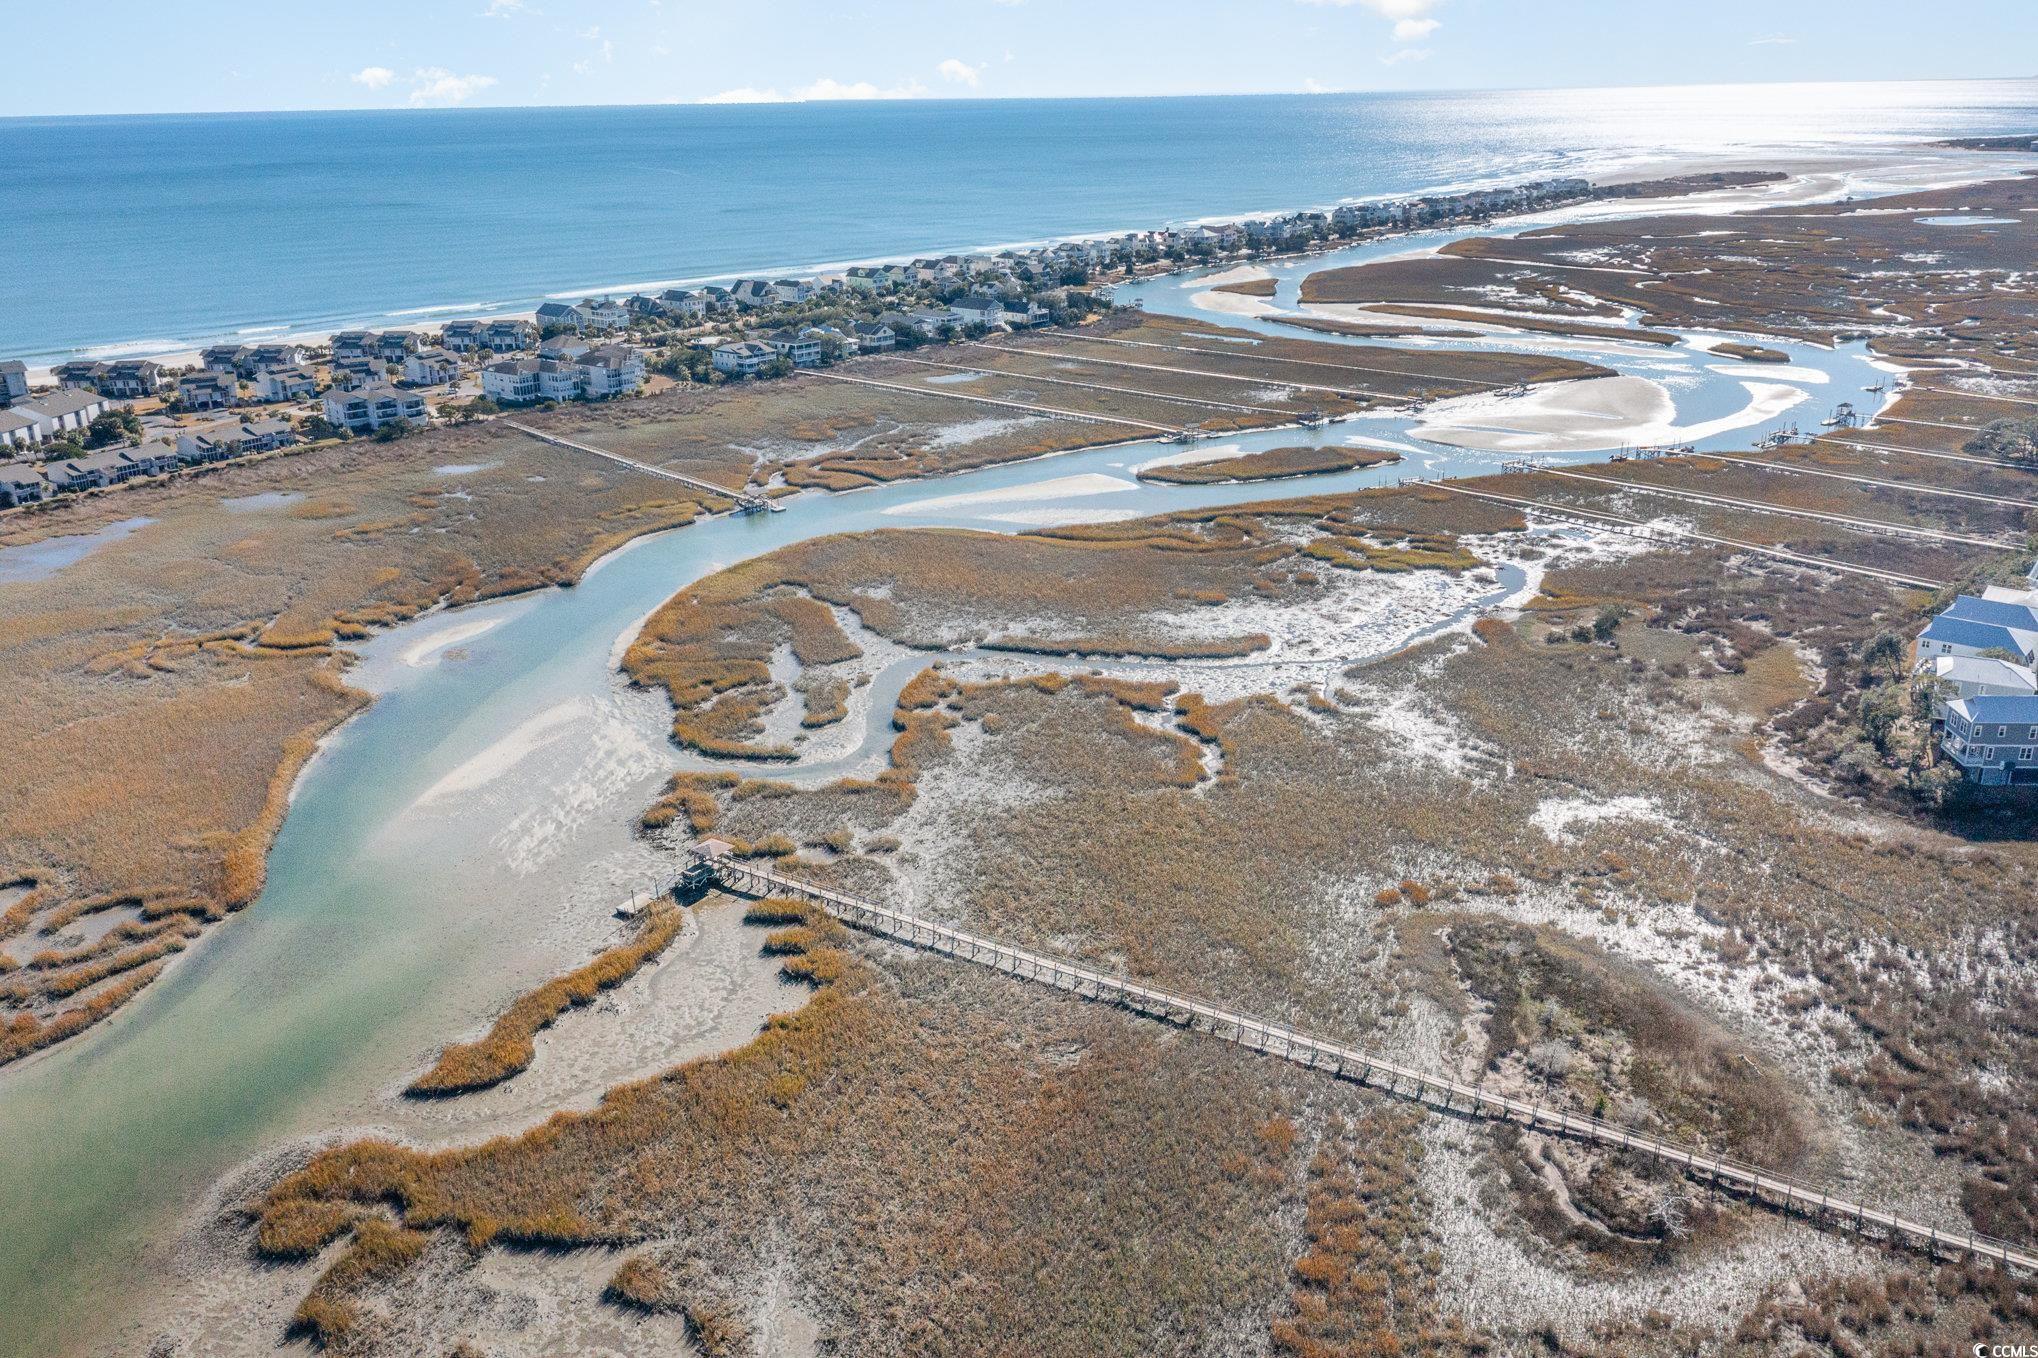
[1975,1344,2038,1357]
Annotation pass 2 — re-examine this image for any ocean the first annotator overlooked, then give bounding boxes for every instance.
[4,78,2036,368]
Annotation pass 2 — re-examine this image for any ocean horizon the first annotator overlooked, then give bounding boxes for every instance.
[5,77,2036,367]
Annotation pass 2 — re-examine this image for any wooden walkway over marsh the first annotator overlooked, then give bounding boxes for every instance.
[508,421,774,512]
[689,849,2037,1278]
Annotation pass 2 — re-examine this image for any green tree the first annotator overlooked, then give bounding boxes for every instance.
[83,409,142,447]
[1966,416,2038,465]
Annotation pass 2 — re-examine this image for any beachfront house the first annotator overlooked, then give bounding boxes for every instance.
[53,360,106,389]
[440,320,486,352]
[248,343,307,373]
[766,330,824,367]
[844,267,886,294]
[0,360,28,407]
[472,321,526,352]
[176,371,238,410]
[0,460,49,507]
[258,366,319,403]
[322,383,428,434]
[710,341,774,377]
[1941,695,2038,786]
[202,345,250,375]
[330,331,376,360]
[656,290,708,320]
[97,360,163,398]
[403,349,462,386]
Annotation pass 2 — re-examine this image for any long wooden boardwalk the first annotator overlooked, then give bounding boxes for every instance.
[507,421,772,512]
[691,848,2037,1277]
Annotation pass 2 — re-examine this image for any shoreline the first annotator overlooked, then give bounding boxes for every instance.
[21,142,2032,382]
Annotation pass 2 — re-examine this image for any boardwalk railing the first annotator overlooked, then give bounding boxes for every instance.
[692,849,2036,1277]
[507,422,772,512]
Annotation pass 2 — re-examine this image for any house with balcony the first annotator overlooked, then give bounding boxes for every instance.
[1916,596,2038,668]
[404,349,462,386]
[441,320,487,352]
[177,371,238,410]
[766,329,823,367]
[322,383,428,434]
[851,321,897,352]
[45,449,136,491]
[574,345,645,397]
[656,289,709,320]
[0,460,48,507]
[0,360,28,407]
[0,388,111,445]
[711,341,774,377]
[239,418,299,453]
[202,344,251,374]
[1941,694,2038,786]
[120,441,180,477]
[176,421,247,464]
[330,331,377,360]
[258,365,320,403]
[481,357,543,404]
[98,360,163,398]
[1920,654,2038,717]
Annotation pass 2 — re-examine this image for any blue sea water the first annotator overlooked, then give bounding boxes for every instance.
[3,78,2036,367]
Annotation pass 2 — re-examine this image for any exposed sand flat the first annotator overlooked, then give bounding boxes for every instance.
[1708,363,1829,384]
[399,616,502,669]
[1409,375,1810,453]
[407,700,589,807]
[1189,288,1283,319]
[879,471,1136,516]
[1197,265,1274,289]
[1131,440,1255,474]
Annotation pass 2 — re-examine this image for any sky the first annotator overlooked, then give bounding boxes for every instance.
[5,0,2034,117]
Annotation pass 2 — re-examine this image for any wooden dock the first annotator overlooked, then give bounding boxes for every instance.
[689,848,2037,1277]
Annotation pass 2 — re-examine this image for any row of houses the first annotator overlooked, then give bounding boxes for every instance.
[200,342,310,378]
[49,358,166,399]
[441,318,540,354]
[1914,568,2038,786]
[0,387,111,449]
[0,418,298,508]
[480,344,645,404]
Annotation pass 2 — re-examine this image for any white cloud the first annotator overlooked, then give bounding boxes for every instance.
[1301,0,1438,14]
[700,76,928,104]
[938,58,983,87]
[408,67,499,105]
[351,66,396,89]
[1301,77,1333,93]
[1299,0,1444,37]
[1378,46,1430,65]
[1748,33,1797,45]
[481,0,527,14]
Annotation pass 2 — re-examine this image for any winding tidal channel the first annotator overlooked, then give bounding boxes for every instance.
[0,214,1898,1356]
